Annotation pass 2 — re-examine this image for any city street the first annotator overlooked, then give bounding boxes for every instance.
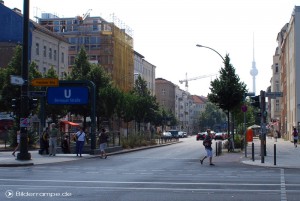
[0,137,300,201]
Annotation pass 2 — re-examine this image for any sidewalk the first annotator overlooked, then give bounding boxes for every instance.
[241,137,300,169]
[0,142,180,167]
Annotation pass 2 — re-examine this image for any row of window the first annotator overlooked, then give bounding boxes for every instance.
[35,43,65,63]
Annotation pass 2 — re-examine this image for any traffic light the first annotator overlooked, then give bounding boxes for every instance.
[250,95,260,108]
[29,98,38,110]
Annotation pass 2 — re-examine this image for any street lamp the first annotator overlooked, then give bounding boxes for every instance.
[196,44,225,62]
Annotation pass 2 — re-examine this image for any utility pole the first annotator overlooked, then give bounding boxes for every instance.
[17,0,31,160]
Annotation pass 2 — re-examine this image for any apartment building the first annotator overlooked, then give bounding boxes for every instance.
[134,51,156,95]
[38,13,134,92]
[0,3,69,77]
[275,6,300,140]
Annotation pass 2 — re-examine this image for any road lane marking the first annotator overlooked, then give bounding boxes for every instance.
[280,169,287,201]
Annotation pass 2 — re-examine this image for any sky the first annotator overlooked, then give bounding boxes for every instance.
[4,0,300,96]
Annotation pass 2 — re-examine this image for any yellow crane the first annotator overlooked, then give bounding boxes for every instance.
[179,73,218,91]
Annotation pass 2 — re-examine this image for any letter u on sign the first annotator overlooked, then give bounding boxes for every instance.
[64,89,71,98]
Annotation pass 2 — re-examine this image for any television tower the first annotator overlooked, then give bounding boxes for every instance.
[250,34,258,94]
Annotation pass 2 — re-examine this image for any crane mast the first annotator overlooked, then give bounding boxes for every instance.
[179,73,217,91]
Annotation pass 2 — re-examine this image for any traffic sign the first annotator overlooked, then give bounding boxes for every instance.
[10,75,24,85]
[31,78,59,87]
[28,91,46,97]
[241,105,247,112]
[265,92,283,98]
[47,87,89,105]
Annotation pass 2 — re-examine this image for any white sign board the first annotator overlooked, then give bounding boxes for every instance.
[10,75,24,85]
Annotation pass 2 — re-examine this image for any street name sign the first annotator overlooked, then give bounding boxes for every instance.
[47,87,89,105]
[31,78,59,87]
[10,75,25,85]
[265,92,283,99]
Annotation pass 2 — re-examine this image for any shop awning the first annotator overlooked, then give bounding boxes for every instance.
[60,120,80,126]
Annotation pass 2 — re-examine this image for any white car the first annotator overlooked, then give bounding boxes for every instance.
[162,131,172,139]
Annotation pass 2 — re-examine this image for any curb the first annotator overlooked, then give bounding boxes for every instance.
[0,141,181,167]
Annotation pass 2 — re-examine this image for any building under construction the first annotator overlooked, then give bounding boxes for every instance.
[38,12,134,92]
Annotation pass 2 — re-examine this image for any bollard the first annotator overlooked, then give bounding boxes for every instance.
[274,144,276,166]
[216,142,218,156]
[252,142,255,161]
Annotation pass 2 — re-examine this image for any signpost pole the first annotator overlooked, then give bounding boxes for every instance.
[17,0,31,160]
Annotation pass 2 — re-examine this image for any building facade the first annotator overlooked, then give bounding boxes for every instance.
[134,51,156,95]
[38,13,134,92]
[275,6,300,140]
[0,3,69,77]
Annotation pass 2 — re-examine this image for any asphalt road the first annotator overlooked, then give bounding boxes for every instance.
[0,137,299,201]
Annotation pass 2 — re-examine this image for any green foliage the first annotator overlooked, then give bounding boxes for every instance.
[198,102,226,131]
[120,133,157,149]
[208,54,247,111]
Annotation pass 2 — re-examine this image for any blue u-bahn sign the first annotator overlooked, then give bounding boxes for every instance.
[47,87,89,105]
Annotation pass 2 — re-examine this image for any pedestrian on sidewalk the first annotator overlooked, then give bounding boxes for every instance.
[49,123,59,156]
[75,127,85,157]
[40,127,49,155]
[200,129,214,166]
[293,127,298,148]
[99,128,109,159]
[62,134,70,154]
[12,130,20,157]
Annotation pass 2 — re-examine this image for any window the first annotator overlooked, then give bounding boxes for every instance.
[36,43,39,55]
[54,50,57,61]
[275,63,279,73]
[162,89,166,95]
[276,81,279,92]
[276,99,280,112]
[49,48,52,59]
[43,46,46,57]
[61,52,64,63]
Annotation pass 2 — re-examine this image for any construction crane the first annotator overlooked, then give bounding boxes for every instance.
[179,73,218,91]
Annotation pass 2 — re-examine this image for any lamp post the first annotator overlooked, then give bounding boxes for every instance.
[196,44,225,62]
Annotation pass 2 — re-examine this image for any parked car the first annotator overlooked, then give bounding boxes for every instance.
[168,130,179,138]
[178,131,184,138]
[178,131,187,138]
[214,132,225,140]
[196,132,206,140]
[162,131,172,139]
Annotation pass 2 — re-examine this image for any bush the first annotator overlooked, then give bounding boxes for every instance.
[121,133,157,149]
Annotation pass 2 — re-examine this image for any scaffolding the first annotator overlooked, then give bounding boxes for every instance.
[38,12,134,92]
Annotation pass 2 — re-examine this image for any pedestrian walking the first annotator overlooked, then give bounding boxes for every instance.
[75,127,85,157]
[40,127,49,155]
[62,134,70,154]
[49,123,59,156]
[293,127,298,148]
[99,128,109,159]
[12,130,20,157]
[200,129,214,166]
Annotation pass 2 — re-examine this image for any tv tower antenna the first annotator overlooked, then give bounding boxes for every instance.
[250,33,258,95]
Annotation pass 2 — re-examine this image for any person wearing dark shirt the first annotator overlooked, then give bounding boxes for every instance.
[200,129,214,166]
[99,128,109,159]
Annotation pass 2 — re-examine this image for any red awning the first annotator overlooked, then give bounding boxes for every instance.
[60,120,80,127]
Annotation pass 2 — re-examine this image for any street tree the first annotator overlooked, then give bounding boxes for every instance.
[207,54,247,139]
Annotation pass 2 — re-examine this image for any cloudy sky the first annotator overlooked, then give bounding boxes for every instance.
[4,0,299,96]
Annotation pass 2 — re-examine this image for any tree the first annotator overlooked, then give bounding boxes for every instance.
[67,47,92,127]
[198,102,226,131]
[207,54,247,139]
[132,76,158,132]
